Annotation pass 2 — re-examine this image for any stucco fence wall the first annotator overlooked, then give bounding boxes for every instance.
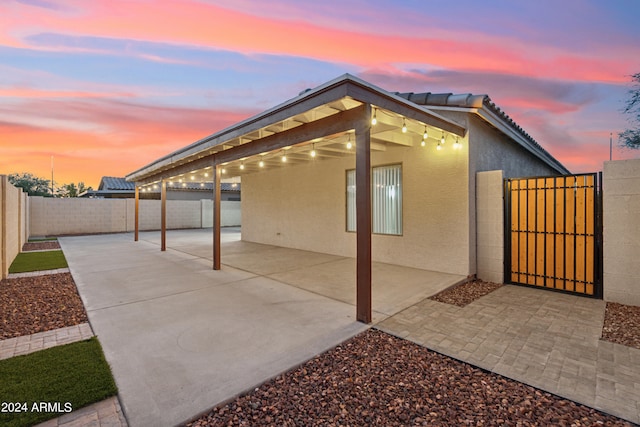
[603,159,640,306]
[29,198,241,236]
[1,176,29,279]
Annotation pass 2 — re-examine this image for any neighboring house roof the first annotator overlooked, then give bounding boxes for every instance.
[395,92,569,174]
[80,176,240,197]
[99,176,135,191]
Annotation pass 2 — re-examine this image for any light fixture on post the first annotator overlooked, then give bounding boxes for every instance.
[402,118,407,133]
[371,108,377,126]
[310,143,316,158]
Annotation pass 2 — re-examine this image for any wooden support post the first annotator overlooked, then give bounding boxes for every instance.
[161,180,167,251]
[134,185,139,242]
[356,104,372,323]
[213,164,221,270]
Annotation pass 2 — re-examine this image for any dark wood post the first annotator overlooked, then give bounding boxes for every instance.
[134,185,139,242]
[161,179,167,251]
[213,164,221,270]
[356,104,372,323]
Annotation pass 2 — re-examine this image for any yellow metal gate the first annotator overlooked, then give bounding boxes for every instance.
[504,173,602,297]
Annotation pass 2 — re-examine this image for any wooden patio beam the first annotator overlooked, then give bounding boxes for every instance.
[214,104,367,166]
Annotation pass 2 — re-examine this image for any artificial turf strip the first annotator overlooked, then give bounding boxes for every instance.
[8,250,68,273]
[0,337,118,427]
[27,237,58,242]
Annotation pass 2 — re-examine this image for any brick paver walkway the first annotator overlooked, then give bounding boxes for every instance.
[34,396,127,427]
[0,323,94,360]
[377,284,640,424]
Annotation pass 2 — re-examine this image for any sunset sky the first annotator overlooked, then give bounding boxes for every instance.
[1,0,639,189]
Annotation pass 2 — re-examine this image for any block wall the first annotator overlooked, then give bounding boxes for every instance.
[1,176,27,279]
[476,170,504,283]
[29,197,240,236]
[603,159,640,306]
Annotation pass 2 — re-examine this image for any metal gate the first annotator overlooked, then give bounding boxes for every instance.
[504,173,602,297]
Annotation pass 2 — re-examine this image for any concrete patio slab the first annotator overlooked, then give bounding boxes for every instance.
[60,229,462,426]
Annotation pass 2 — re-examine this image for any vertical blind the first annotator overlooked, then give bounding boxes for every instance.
[346,164,402,235]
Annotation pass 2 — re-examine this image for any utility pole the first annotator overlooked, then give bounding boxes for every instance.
[51,155,54,196]
[609,132,613,161]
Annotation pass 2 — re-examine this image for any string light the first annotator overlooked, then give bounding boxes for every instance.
[402,118,407,133]
[310,143,316,158]
[346,134,352,150]
[441,131,446,145]
[437,142,442,151]
[240,162,245,170]
[282,150,287,162]
[423,126,428,140]
[259,160,265,168]
[454,137,462,150]
[371,108,377,126]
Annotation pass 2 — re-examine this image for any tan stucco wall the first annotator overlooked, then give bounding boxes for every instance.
[1,176,25,279]
[476,170,504,283]
[242,139,471,275]
[29,197,240,236]
[603,159,640,306]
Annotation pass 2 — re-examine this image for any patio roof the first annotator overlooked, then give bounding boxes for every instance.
[125,74,467,186]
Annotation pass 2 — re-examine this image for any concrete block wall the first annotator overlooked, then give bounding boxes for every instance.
[476,170,504,283]
[1,176,26,279]
[603,159,640,306]
[29,197,241,236]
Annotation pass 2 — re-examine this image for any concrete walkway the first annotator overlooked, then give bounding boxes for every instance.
[59,229,462,427]
[377,284,640,424]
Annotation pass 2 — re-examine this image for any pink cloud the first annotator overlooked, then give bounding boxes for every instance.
[1,0,635,84]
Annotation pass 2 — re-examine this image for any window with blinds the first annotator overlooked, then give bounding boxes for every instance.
[346,164,402,235]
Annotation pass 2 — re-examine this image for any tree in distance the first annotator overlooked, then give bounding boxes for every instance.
[619,72,640,149]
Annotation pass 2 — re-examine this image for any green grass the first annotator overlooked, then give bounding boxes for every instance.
[8,251,68,273]
[27,237,58,242]
[0,337,118,427]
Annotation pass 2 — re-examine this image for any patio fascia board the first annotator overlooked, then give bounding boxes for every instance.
[126,74,467,185]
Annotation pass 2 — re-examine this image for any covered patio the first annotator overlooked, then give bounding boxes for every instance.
[137,228,464,320]
[126,74,467,323]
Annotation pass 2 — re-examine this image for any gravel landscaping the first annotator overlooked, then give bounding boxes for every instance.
[22,241,61,251]
[186,329,631,426]
[0,273,88,340]
[429,279,503,307]
[602,302,640,351]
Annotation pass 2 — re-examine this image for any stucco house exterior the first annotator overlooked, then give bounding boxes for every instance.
[126,74,568,322]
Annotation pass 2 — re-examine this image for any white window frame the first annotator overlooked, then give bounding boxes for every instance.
[346,164,403,236]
